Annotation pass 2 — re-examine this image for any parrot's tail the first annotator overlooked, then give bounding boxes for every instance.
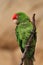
[24,57,33,65]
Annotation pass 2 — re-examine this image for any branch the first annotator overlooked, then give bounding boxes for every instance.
[19,14,36,65]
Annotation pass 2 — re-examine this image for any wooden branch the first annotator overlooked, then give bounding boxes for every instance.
[19,14,36,65]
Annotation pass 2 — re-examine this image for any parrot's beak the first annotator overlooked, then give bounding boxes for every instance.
[12,14,19,25]
[13,20,17,24]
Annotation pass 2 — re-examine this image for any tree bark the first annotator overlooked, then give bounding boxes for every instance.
[24,57,33,65]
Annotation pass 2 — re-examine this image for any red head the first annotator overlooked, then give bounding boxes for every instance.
[12,14,18,20]
[12,12,29,24]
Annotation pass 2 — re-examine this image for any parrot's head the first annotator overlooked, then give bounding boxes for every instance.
[12,12,30,25]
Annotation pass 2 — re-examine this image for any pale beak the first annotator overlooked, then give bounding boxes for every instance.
[13,20,17,24]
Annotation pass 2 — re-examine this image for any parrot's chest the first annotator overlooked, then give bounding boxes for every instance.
[15,22,36,53]
[16,22,33,40]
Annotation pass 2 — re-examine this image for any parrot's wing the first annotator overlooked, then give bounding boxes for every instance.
[15,21,34,53]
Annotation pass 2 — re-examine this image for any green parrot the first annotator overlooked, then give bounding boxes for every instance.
[12,12,36,65]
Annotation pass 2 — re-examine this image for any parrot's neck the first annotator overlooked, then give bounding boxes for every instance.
[24,57,33,65]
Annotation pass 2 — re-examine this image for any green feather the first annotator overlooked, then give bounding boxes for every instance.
[15,12,36,59]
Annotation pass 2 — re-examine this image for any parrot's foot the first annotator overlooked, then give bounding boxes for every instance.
[25,45,30,48]
[30,30,36,34]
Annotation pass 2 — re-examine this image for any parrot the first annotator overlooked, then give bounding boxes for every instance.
[12,12,36,65]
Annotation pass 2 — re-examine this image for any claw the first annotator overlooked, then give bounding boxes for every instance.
[25,45,30,48]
